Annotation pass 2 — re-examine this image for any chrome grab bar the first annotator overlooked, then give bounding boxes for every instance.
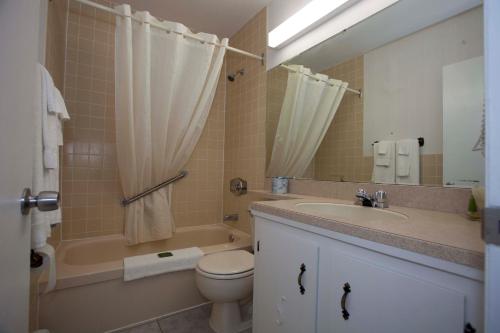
[121,171,188,206]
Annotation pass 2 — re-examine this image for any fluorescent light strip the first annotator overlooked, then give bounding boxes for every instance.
[268,0,351,48]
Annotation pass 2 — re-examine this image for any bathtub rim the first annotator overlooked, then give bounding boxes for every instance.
[40,224,252,291]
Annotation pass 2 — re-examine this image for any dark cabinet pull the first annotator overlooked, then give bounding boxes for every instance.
[341,282,351,320]
[297,263,306,294]
[464,323,476,333]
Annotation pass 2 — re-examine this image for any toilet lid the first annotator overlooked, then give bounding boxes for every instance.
[197,250,254,275]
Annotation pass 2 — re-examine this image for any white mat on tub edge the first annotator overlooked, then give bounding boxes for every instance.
[124,247,204,281]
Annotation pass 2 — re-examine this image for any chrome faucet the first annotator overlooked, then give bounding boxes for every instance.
[355,188,388,208]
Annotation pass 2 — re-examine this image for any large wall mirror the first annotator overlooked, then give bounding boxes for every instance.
[266,0,484,188]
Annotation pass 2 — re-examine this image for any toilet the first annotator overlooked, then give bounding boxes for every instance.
[195,250,254,333]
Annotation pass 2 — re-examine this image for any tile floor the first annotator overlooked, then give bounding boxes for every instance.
[114,303,252,333]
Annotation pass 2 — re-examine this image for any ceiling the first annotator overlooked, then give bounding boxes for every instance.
[124,0,273,38]
[291,0,482,72]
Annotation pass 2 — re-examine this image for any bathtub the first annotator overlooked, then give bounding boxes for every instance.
[38,224,251,333]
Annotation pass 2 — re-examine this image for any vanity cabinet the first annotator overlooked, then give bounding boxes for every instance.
[252,215,484,333]
[253,219,319,333]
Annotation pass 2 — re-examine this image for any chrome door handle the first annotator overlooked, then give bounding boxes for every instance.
[20,188,60,215]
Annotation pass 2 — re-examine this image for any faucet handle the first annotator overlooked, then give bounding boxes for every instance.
[374,190,388,208]
[356,188,368,196]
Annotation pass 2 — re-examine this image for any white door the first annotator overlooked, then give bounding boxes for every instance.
[483,0,500,332]
[253,218,319,333]
[319,250,465,333]
[0,1,42,332]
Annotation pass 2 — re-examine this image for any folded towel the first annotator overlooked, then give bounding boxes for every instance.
[375,140,393,167]
[396,139,420,185]
[377,141,390,155]
[372,141,396,184]
[40,65,70,169]
[124,247,204,282]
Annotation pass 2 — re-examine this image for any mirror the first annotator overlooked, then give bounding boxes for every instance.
[266,1,484,187]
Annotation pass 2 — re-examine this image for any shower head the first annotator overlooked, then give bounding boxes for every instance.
[228,68,245,82]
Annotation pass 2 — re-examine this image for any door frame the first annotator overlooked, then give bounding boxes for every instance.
[483,0,500,332]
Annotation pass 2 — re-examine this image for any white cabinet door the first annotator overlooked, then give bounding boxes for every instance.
[253,218,319,333]
[318,249,465,333]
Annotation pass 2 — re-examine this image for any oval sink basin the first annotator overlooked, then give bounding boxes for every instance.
[294,203,408,223]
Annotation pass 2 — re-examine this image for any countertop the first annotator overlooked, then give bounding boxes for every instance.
[249,191,484,269]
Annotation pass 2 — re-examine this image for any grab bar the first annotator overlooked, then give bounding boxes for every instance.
[121,171,188,206]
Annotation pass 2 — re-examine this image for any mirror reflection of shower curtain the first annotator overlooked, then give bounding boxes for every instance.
[115,4,227,244]
[267,65,347,177]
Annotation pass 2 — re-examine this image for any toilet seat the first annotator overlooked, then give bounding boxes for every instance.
[196,250,254,280]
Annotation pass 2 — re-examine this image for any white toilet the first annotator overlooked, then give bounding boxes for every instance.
[195,250,254,333]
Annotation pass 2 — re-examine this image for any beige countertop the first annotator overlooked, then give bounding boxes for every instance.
[249,191,484,269]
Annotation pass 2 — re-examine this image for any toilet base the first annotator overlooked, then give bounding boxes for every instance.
[209,302,248,333]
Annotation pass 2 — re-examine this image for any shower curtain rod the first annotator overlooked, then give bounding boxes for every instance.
[74,0,264,63]
[280,64,362,97]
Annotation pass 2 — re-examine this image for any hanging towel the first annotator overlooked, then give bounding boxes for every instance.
[372,141,395,184]
[374,140,392,166]
[396,139,420,185]
[124,247,204,281]
[32,65,69,249]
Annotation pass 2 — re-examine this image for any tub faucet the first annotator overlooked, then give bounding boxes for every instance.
[355,188,388,208]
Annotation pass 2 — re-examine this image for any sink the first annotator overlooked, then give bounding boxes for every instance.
[294,203,408,223]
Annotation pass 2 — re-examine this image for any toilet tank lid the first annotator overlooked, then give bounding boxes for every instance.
[197,250,254,275]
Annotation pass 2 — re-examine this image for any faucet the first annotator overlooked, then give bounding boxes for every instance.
[355,188,388,208]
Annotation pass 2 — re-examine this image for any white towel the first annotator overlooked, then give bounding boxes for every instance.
[40,65,69,169]
[32,65,69,249]
[375,140,392,166]
[372,141,396,184]
[396,139,420,185]
[124,247,204,282]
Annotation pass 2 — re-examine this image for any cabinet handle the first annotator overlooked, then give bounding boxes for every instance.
[297,263,306,295]
[464,323,476,333]
[341,282,351,320]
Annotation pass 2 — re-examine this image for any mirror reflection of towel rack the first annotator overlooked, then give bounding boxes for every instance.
[371,137,424,147]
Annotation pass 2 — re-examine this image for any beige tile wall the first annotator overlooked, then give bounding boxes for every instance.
[61,0,226,239]
[223,8,267,233]
[62,0,122,239]
[315,56,369,182]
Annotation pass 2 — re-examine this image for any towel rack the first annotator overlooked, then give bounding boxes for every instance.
[372,137,424,147]
[121,171,188,206]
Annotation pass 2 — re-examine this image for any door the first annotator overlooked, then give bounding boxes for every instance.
[253,218,319,333]
[483,0,500,332]
[0,1,41,332]
[318,249,465,333]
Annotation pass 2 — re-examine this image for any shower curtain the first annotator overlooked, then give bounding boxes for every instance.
[267,65,348,177]
[115,4,227,244]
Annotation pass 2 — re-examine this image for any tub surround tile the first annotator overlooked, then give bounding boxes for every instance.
[251,195,484,269]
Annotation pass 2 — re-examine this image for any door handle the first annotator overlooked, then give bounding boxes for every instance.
[20,188,59,215]
[297,263,306,295]
[341,282,351,320]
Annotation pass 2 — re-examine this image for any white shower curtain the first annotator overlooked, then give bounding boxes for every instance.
[115,5,227,244]
[267,65,348,177]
